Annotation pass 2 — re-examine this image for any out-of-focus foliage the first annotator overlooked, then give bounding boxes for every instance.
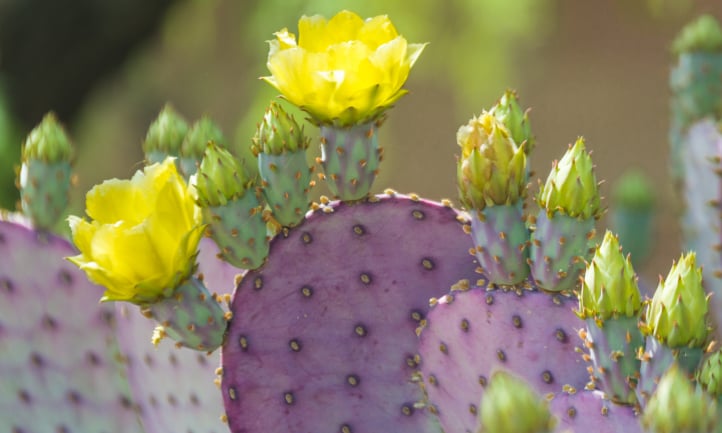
[0,79,21,210]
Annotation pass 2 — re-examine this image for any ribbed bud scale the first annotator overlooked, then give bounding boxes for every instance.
[477,372,555,433]
[489,89,535,154]
[18,113,74,230]
[319,120,381,201]
[143,104,189,165]
[145,276,227,351]
[530,138,600,292]
[697,349,722,399]
[179,116,226,179]
[642,364,718,433]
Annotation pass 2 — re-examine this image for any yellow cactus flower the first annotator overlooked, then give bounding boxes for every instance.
[67,158,204,304]
[262,10,426,126]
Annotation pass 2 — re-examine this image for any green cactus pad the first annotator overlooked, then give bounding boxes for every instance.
[319,120,382,201]
[18,114,74,230]
[203,191,270,270]
[144,276,227,351]
[258,151,312,227]
[143,104,189,164]
[529,211,595,293]
[469,204,530,286]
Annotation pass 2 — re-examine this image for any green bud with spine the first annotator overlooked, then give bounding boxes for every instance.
[577,230,643,405]
[530,137,600,292]
[642,363,718,433]
[477,371,555,433]
[18,112,74,230]
[457,112,529,285]
[637,252,711,406]
[642,252,709,349]
[697,349,722,399]
[489,89,534,154]
[194,142,269,269]
[179,116,226,179]
[253,102,313,227]
[143,104,189,165]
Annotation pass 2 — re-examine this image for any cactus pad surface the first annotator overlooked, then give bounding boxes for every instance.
[221,194,478,433]
[418,286,589,433]
[0,215,142,433]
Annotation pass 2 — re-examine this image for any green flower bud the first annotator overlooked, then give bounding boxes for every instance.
[489,89,534,153]
[181,116,226,161]
[641,252,710,348]
[578,231,642,322]
[697,349,722,398]
[194,142,252,207]
[672,14,722,55]
[21,112,73,162]
[537,137,601,219]
[642,364,717,433]
[478,371,555,433]
[143,104,189,162]
[456,112,527,210]
[253,101,310,155]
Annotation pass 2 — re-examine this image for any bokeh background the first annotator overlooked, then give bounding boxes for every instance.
[1,0,722,280]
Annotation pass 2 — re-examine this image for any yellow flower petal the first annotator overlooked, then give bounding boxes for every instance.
[263,10,425,126]
[67,157,202,305]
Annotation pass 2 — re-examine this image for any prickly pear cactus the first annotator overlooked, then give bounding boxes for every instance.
[0,214,142,433]
[113,237,238,433]
[221,194,479,433]
[418,285,588,433]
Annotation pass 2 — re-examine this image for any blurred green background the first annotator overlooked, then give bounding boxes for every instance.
[1,0,721,277]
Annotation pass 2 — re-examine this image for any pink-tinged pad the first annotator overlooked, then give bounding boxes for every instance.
[418,287,589,433]
[550,391,641,433]
[115,237,238,433]
[221,194,478,433]
[0,216,142,433]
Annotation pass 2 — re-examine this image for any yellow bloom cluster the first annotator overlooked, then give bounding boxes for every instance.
[68,159,204,304]
[262,10,426,126]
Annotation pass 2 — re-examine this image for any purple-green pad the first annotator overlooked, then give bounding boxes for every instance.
[418,287,589,433]
[221,194,478,433]
[115,236,238,433]
[0,216,142,432]
[549,391,641,432]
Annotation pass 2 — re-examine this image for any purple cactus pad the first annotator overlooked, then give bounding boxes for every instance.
[418,286,589,433]
[221,194,478,433]
[114,236,237,433]
[549,390,641,433]
[0,216,142,432]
